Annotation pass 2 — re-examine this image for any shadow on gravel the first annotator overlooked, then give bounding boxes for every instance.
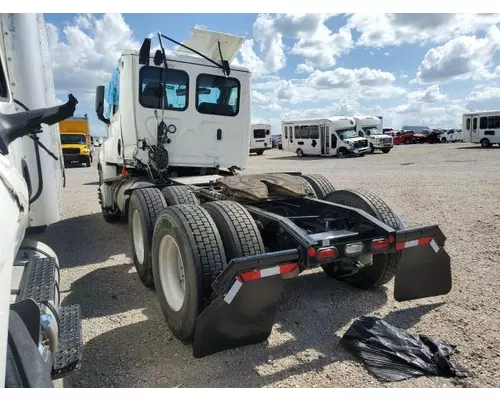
[61,263,154,319]
[61,270,440,388]
[457,146,500,150]
[30,212,129,268]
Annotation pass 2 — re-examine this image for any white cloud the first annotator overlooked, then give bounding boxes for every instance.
[48,13,140,95]
[240,14,354,73]
[296,63,314,74]
[252,14,286,73]
[384,52,389,56]
[408,85,447,103]
[415,26,500,84]
[388,103,467,129]
[467,87,500,102]
[348,13,500,48]
[400,73,408,79]
[252,90,269,103]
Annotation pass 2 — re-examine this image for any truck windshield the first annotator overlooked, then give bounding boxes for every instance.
[61,134,86,145]
[337,129,358,140]
[363,127,382,136]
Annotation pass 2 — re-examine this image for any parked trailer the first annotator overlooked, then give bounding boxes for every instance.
[462,111,500,147]
[95,28,452,359]
[353,116,394,154]
[281,117,370,158]
[249,124,271,155]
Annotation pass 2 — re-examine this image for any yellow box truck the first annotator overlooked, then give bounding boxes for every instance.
[59,115,92,167]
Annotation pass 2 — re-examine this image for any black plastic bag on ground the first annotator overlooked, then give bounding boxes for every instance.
[340,316,466,382]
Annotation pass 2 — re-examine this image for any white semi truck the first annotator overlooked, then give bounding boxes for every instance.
[0,14,82,388]
[95,28,453,358]
[353,116,394,154]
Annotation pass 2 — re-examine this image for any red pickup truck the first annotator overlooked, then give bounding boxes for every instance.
[385,130,414,145]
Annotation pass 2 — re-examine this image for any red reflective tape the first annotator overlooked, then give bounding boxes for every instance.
[240,270,260,282]
[279,263,298,274]
[418,237,432,246]
[396,242,406,250]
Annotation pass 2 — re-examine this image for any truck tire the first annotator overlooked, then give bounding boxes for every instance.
[381,148,391,154]
[301,174,336,199]
[129,188,167,287]
[296,148,304,157]
[256,150,264,155]
[151,205,226,342]
[321,189,404,289]
[161,185,199,206]
[480,138,492,148]
[203,201,265,260]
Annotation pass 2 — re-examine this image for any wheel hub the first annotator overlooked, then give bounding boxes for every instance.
[158,235,186,312]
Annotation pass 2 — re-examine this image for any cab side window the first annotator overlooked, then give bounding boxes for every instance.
[0,54,9,101]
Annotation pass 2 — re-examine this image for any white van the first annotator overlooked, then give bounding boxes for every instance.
[463,111,500,147]
[249,124,271,155]
[281,117,370,158]
[353,116,393,153]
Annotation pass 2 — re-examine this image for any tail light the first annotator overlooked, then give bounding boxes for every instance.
[371,238,389,250]
[317,247,338,261]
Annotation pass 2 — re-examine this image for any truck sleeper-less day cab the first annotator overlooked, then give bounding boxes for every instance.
[95,28,452,359]
[353,116,393,154]
[0,13,82,388]
[463,111,500,147]
[281,117,370,158]
[59,115,92,167]
[249,123,271,155]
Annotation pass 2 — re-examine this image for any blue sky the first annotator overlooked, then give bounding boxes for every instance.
[45,13,500,136]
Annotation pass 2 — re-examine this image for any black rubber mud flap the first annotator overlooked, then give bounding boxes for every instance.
[394,230,452,302]
[193,275,283,358]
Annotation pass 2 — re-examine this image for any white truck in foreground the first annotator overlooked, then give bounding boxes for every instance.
[0,13,82,388]
[95,28,453,359]
[249,123,271,155]
[353,116,393,154]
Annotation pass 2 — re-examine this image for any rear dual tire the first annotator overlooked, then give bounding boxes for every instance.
[151,201,265,342]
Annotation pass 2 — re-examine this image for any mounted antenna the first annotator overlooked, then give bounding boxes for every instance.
[139,38,151,65]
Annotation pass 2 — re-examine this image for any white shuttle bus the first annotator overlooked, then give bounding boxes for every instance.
[353,116,394,154]
[249,124,271,155]
[462,111,500,147]
[281,117,370,158]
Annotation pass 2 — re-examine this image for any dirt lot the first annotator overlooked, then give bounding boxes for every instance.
[35,143,500,388]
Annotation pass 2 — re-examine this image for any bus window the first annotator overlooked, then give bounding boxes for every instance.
[294,126,300,139]
[301,126,309,139]
[310,125,319,139]
[473,118,477,130]
[466,118,470,130]
[488,116,500,129]
[480,117,487,129]
[284,126,288,139]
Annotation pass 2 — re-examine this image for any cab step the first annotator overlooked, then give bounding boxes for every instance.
[52,305,83,378]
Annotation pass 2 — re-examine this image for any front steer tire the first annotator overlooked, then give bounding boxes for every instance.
[151,205,226,343]
[129,188,167,288]
[321,189,404,289]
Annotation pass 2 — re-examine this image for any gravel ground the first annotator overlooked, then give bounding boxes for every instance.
[33,143,500,388]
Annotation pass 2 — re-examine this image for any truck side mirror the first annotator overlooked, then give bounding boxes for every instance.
[95,85,110,125]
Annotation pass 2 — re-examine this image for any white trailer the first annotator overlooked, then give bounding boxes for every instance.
[0,13,82,387]
[353,116,393,154]
[94,28,453,359]
[249,123,271,155]
[462,111,500,147]
[281,117,370,158]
